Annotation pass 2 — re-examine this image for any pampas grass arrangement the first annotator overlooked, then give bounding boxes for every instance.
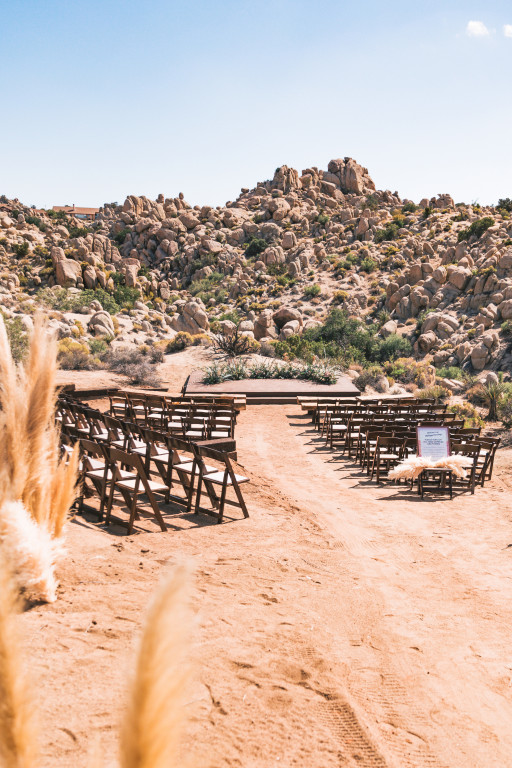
[0,560,191,768]
[120,566,191,768]
[0,555,38,768]
[0,316,79,602]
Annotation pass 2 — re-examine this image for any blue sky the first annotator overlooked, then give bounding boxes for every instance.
[1,0,511,208]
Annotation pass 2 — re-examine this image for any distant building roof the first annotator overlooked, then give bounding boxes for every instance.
[52,205,99,215]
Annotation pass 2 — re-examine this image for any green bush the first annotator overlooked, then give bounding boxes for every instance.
[447,402,484,429]
[12,241,29,258]
[500,320,512,337]
[68,225,90,238]
[166,331,194,353]
[113,284,140,309]
[4,317,29,363]
[245,238,267,257]
[497,198,512,212]
[457,217,494,242]
[354,365,384,391]
[304,284,321,298]
[360,257,377,273]
[416,385,451,403]
[37,286,121,314]
[25,215,47,232]
[114,228,130,245]
[436,366,467,381]
[375,222,400,243]
[402,201,417,214]
[499,389,512,427]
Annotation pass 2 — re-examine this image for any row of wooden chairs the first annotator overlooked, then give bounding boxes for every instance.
[310,398,500,492]
[58,396,235,442]
[108,393,237,438]
[61,424,249,534]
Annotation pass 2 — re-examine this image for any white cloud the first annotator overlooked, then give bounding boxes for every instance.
[504,24,512,38]
[466,20,490,37]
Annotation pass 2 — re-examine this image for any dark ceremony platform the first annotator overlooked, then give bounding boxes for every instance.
[184,369,359,405]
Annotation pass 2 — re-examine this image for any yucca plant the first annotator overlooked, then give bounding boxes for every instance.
[482,379,506,421]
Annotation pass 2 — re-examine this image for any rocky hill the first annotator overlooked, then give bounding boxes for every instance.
[1,157,512,378]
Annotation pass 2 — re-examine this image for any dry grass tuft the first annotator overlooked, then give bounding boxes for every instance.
[0,554,38,767]
[120,566,191,768]
[0,315,79,602]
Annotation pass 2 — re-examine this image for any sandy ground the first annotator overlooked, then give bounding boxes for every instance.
[21,350,512,768]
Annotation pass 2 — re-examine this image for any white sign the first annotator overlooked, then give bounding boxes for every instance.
[417,426,450,461]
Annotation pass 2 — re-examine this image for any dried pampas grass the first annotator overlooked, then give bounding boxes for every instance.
[120,566,191,768]
[389,454,473,481]
[0,316,79,602]
[0,555,38,768]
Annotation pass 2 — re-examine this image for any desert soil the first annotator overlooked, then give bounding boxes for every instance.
[23,350,512,768]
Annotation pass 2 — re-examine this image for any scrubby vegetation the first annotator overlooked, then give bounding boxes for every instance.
[203,359,338,385]
[457,217,494,242]
[272,309,412,366]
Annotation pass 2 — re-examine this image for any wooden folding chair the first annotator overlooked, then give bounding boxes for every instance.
[370,436,402,483]
[450,442,481,494]
[105,447,168,533]
[191,444,250,523]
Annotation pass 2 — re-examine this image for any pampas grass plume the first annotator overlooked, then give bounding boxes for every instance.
[0,555,38,768]
[120,566,191,768]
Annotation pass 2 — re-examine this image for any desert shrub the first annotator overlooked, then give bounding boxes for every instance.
[447,401,484,429]
[113,284,140,309]
[375,222,400,243]
[68,225,90,238]
[189,273,225,304]
[58,339,101,370]
[89,337,110,356]
[2,317,29,363]
[245,238,267,257]
[422,206,433,219]
[332,290,348,304]
[436,365,463,380]
[166,332,194,353]
[499,389,512,427]
[360,257,377,273]
[365,194,380,211]
[274,310,410,367]
[402,201,418,213]
[500,320,512,338]
[457,217,494,242]
[304,283,321,298]
[219,310,241,324]
[214,324,258,357]
[25,214,47,232]
[114,227,130,245]
[36,286,120,314]
[354,365,385,391]
[317,212,329,226]
[416,385,451,403]
[497,198,512,212]
[106,347,162,386]
[384,357,432,387]
[12,241,29,258]
[377,334,412,362]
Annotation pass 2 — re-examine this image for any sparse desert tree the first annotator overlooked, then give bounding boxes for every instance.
[0,316,79,602]
[214,324,255,358]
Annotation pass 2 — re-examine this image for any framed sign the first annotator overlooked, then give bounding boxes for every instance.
[417,426,450,461]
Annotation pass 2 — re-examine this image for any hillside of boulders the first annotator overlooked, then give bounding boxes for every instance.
[1,157,512,388]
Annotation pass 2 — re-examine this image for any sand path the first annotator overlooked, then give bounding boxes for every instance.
[21,397,512,768]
